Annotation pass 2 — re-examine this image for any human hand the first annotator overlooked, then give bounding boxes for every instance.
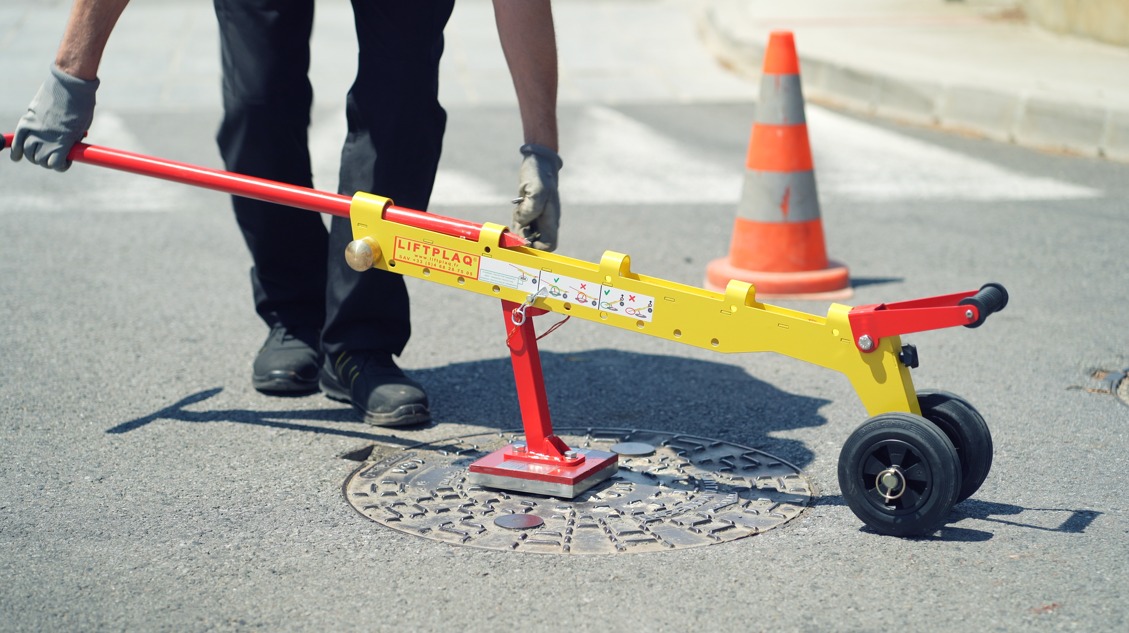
[10,65,98,172]
[511,143,562,251]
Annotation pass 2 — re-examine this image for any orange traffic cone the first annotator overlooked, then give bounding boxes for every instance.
[706,31,850,299]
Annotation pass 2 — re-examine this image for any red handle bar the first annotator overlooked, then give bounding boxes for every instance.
[2,132,527,249]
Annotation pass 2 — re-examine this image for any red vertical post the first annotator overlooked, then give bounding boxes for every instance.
[468,300,615,495]
[501,300,570,458]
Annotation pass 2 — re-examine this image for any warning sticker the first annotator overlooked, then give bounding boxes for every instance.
[478,257,542,295]
[393,237,480,278]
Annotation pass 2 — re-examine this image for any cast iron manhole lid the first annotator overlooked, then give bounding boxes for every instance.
[344,428,813,554]
[1083,368,1129,406]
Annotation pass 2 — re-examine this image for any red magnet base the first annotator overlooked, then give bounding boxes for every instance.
[468,445,619,498]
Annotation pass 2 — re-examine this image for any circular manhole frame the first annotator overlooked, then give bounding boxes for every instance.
[344,428,814,555]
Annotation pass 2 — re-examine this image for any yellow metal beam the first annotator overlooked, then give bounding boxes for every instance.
[349,192,919,417]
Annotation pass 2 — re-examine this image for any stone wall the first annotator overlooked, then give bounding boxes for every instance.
[1023,0,1129,46]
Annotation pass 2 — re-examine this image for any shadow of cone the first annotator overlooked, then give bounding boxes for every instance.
[706,31,850,300]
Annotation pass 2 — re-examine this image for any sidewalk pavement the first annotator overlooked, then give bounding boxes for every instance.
[698,0,1129,163]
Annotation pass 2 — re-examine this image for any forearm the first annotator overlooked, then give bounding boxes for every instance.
[493,0,558,151]
[55,0,131,80]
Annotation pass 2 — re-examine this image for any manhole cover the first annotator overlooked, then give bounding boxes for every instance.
[344,428,813,554]
[1085,368,1129,406]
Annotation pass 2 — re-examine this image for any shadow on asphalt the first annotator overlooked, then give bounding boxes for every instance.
[415,349,829,468]
[104,387,412,445]
[106,349,832,468]
[112,348,1104,539]
[844,276,904,290]
[818,495,1102,541]
[949,499,1102,535]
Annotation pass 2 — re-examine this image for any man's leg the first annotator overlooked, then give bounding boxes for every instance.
[214,0,325,394]
[319,1,456,426]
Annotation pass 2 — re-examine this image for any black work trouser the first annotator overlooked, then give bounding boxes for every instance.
[214,0,454,356]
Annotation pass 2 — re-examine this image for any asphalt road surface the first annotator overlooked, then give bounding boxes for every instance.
[2,1,1127,631]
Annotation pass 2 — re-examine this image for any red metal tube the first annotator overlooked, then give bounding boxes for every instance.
[70,141,355,217]
[386,205,525,247]
[500,300,573,460]
[2,133,527,248]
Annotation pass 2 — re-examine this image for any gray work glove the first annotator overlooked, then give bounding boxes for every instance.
[512,143,563,251]
[10,65,98,172]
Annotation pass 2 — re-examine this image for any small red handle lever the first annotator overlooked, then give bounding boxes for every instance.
[847,283,1008,352]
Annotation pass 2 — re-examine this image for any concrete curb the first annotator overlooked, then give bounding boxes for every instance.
[697,4,1129,163]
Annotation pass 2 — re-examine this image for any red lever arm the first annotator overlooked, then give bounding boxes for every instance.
[2,133,527,249]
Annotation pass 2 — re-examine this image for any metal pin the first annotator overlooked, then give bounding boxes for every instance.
[511,286,549,326]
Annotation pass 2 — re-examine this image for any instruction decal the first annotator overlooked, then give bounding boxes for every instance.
[476,258,655,322]
[599,287,655,320]
[393,237,480,278]
[542,273,597,306]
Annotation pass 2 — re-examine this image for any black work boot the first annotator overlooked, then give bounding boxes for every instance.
[251,326,321,395]
[319,351,430,427]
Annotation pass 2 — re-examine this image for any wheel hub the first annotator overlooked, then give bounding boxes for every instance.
[875,467,907,502]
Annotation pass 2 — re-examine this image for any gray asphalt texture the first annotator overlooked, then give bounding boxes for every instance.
[2,1,1128,631]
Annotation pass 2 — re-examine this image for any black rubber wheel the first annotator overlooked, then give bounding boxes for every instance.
[917,390,993,502]
[838,413,961,537]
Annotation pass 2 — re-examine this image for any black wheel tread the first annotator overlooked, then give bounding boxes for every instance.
[917,390,993,502]
[838,412,961,537]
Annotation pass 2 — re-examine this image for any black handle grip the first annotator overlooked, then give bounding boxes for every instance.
[959,282,1008,328]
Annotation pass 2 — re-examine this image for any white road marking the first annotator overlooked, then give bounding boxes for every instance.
[431,105,742,206]
[809,107,1101,201]
[427,105,1100,208]
[3,105,1101,214]
[4,113,183,213]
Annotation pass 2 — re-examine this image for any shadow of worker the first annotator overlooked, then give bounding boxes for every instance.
[106,350,831,469]
[413,348,831,469]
